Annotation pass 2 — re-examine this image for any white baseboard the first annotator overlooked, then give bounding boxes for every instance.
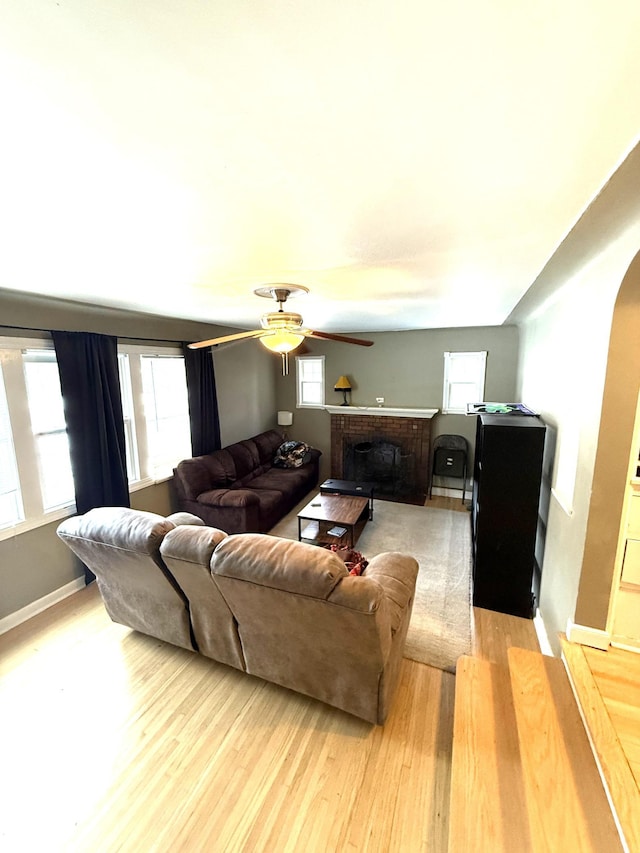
[534,608,555,656]
[566,620,611,650]
[0,576,85,636]
[611,639,640,654]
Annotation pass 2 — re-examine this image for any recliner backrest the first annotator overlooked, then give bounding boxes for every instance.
[209,534,395,721]
[160,524,245,670]
[56,507,196,651]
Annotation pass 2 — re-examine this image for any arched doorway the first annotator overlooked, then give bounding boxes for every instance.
[574,249,640,642]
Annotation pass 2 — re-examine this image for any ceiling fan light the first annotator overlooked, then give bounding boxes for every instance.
[259,330,305,353]
[260,311,303,330]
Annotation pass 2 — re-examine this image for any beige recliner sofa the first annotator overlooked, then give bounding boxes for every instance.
[57,507,418,725]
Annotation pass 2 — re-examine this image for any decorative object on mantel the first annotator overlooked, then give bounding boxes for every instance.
[187,286,374,376]
[277,410,293,439]
[334,375,352,406]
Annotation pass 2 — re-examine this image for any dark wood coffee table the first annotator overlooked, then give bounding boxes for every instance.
[320,479,375,519]
[297,494,369,548]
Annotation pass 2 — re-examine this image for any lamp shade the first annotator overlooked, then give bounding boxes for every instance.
[259,330,304,353]
[334,375,352,391]
[277,411,293,426]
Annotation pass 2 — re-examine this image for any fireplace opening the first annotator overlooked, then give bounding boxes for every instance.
[344,439,417,499]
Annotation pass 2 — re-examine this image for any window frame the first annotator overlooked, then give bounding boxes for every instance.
[0,337,76,541]
[117,343,192,487]
[0,337,193,541]
[0,362,24,530]
[295,355,325,409]
[442,351,487,415]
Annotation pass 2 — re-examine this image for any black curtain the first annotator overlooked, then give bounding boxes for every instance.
[182,343,221,456]
[52,331,130,583]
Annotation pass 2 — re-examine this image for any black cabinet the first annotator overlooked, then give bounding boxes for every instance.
[471,414,545,618]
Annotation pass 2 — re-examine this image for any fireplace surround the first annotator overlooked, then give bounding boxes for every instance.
[328,409,436,503]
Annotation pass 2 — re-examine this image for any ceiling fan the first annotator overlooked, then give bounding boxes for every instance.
[188,285,374,357]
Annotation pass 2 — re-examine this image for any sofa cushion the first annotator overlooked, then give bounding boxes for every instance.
[226,440,260,480]
[247,467,314,494]
[252,429,285,465]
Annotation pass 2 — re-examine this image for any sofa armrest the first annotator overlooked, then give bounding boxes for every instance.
[363,552,419,633]
[197,488,260,508]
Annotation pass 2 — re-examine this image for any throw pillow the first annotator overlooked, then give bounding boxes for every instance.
[326,543,369,576]
[273,440,312,468]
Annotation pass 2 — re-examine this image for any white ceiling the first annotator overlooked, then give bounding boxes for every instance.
[1,1,639,334]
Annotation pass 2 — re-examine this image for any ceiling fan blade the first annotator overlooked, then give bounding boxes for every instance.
[188,329,266,349]
[303,330,374,347]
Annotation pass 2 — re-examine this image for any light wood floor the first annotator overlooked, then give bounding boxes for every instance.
[561,637,640,850]
[424,494,470,513]
[0,583,539,852]
[1,584,455,852]
[5,503,632,852]
[581,644,640,789]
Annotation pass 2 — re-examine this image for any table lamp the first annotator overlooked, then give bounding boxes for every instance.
[334,375,352,406]
[277,410,293,439]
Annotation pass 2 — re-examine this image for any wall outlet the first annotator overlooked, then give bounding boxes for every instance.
[376,397,384,406]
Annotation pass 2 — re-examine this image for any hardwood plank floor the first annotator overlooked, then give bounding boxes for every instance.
[0,584,456,852]
[581,644,640,789]
[7,513,626,853]
[561,637,640,852]
[424,495,469,513]
[509,648,622,851]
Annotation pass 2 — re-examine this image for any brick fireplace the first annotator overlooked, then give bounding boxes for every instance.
[328,409,435,502]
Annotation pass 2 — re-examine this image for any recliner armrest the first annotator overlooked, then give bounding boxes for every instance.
[363,553,419,633]
[160,524,228,567]
[166,512,206,527]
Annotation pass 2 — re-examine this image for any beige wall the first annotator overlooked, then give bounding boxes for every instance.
[0,480,173,621]
[510,142,640,648]
[274,325,519,484]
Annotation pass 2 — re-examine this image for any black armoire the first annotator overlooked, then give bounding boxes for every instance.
[471,414,546,618]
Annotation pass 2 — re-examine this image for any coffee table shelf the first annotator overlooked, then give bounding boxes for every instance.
[297,494,369,548]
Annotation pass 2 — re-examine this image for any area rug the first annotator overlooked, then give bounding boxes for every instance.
[269,497,473,673]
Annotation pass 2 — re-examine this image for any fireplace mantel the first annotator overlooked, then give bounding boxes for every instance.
[325,406,438,419]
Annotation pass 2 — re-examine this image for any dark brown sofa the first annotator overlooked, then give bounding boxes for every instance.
[172,429,321,534]
[57,507,419,724]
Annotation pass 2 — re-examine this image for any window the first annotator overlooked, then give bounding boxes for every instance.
[140,354,191,478]
[22,350,75,510]
[117,353,140,483]
[443,351,487,414]
[0,339,75,540]
[0,366,23,529]
[296,355,325,408]
[118,346,192,484]
[0,336,193,538]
